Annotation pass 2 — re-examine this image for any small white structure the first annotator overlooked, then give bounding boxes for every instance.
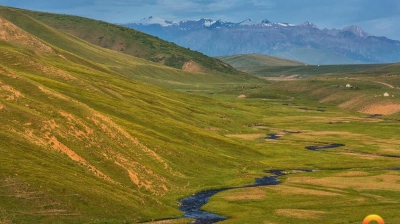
[346,84,352,88]
[383,92,389,97]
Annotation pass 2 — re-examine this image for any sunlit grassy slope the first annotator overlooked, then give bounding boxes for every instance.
[0,12,265,223]
[0,6,241,75]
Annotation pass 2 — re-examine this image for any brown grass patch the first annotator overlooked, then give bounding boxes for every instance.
[108,151,169,195]
[292,130,400,155]
[338,95,365,109]
[22,118,115,183]
[32,60,77,81]
[360,193,396,203]
[204,127,220,131]
[286,171,400,191]
[332,171,370,177]
[270,185,341,196]
[38,86,69,101]
[361,103,400,115]
[59,111,93,140]
[0,18,53,53]
[0,65,18,79]
[143,219,193,224]
[223,187,265,201]
[47,135,116,183]
[337,152,386,160]
[226,133,266,140]
[91,112,171,171]
[291,130,358,142]
[274,209,327,220]
[182,60,203,73]
[0,81,23,100]
[0,103,3,110]
[319,93,342,103]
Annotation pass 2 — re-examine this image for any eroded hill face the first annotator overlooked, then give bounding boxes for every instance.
[0,17,53,53]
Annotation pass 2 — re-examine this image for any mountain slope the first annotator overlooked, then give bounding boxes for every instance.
[0,13,265,223]
[126,18,400,65]
[0,6,256,85]
[0,6,240,76]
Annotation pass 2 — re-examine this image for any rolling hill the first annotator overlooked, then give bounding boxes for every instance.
[217,54,306,68]
[217,53,391,78]
[0,6,240,76]
[0,9,265,223]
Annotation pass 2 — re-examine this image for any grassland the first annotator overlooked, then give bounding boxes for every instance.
[217,53,391,78]
[249,63,391,78]
[217,54,306,68]
[0,11,265,223]
[192,80,400,224]
[0,6,241,75]
[0,6,399,224]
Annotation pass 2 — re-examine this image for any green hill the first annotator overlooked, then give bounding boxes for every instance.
[0,6,240,76]
[250,64,391,78]
[217,53,392,78]
[0,11,264,223]
[217,53,306,68]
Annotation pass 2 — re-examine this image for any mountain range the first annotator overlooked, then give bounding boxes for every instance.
[125,17,400,65]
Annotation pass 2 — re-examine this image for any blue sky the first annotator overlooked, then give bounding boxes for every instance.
[1,0,399,40]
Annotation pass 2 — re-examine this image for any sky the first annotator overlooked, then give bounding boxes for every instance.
[0,0,399,40]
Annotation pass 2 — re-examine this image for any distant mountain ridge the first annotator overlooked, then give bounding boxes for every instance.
[125,17,400,65]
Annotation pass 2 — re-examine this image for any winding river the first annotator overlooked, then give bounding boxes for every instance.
[178,170,293,224]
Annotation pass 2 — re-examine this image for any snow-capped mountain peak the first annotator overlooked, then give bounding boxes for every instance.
[124,17,400,65]
[132,17,301,29]
[276,22,295,27]
[134,16,176,26]
[198,18,217,27]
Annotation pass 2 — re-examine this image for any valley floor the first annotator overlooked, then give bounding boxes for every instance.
[153,77,400,224]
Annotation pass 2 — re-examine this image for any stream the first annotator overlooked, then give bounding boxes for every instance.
[305,143,345,151]
[177,166,397,223]
[178,170,295,224]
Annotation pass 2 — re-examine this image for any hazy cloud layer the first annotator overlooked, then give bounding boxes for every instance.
[0,0,398,40]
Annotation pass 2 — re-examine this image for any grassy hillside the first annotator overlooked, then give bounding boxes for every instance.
[217,53,390,78]
[217,53,306,68]
[0,6,256,86]
[251,64,391,78]
[0,6,241,75]
[0,13,267,223]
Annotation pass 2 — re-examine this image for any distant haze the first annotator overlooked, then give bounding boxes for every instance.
[0,0,399,40]
[126,18,400,65]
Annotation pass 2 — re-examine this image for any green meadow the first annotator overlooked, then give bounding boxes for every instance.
[0,5,399,224]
